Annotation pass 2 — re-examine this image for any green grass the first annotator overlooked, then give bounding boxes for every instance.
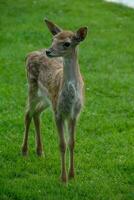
[0,0,134,199]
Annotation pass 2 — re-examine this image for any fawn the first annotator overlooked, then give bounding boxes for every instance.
[22,19,88,182]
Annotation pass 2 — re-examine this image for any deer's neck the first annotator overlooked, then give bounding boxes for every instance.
[63,47,80,84]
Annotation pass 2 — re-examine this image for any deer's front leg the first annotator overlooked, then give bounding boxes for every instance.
[68,118,76,179]
[55,117,67,183]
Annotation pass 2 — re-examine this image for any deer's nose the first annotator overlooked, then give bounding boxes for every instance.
[46,49,51,56]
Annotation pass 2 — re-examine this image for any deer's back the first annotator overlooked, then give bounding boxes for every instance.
[26,49,63,110]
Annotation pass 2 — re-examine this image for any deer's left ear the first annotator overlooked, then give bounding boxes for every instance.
[44,18,62,35]
[75,27,88,42]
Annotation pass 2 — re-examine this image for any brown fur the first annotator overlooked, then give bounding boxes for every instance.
[26,49,64,110]
[55,31,74,40]
[22,19,88,183]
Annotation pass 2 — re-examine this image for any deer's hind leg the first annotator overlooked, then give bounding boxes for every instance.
[22,92,38,156]
[22,81,46,155]
[33,101,48,156]
[22,99,37,156]
[22,106,33,156]
[22,97,48,156]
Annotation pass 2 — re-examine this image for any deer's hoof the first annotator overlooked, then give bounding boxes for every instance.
[21,146,28,156]
[68,170,75,180]
[36,148,44,157]
[60,173,68,183]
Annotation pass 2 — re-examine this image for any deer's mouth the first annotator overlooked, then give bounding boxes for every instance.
[46,54,54,58]
[46,50,58,58]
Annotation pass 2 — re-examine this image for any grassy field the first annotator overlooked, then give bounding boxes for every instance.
[0,0,134,199]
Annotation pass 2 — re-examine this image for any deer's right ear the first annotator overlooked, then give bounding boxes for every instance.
[44,19,62,35]
[75,27,88,42]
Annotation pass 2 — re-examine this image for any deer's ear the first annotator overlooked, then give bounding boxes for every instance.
[44,19,62,35]
[75,27,88,42]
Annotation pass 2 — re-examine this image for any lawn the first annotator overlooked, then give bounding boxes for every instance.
[0,0,134,199]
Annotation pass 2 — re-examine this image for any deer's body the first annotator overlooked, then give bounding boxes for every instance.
[22,20,87,183]
[26,48,83,119]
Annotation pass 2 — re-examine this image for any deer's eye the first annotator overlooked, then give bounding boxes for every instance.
[63,42,71,48]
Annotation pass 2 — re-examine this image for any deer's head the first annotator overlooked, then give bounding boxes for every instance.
[45,19,88,58]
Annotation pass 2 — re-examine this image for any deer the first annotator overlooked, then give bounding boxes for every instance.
[21,19,88,183]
